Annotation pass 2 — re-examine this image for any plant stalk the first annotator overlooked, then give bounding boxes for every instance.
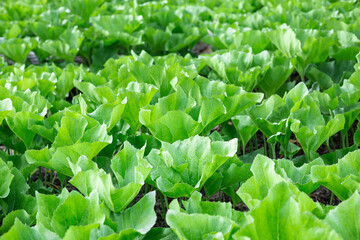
[271,143,276,159]
[263,134,267,156]
[329,192,334,205]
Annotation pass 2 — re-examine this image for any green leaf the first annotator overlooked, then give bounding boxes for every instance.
[74,81,116,105]
[0,38,36,63]
[200,50,270,91]
[63,224,100,240]
[0,158,14,198]
[140,80,262,142]
[292,36,334,79]
[143,28,171,54]
[166,209,235,240]
[290,95,345,161]
[55,64,84,99]
[70,142,151,212]
[306,66,334,90]
[1,219,45,240]
[26,140,110,176]
[275,158,324,193]
[110,142,151,188]
[234,182,341,240]
[146,136,237,198]
[90,14,143,47]
[39,40,76,62]
[35,192,62,232]
[232,114,258,149]
[26,111,112,176]
[136,227,178,240]
[0,209,33,235]
[166,34,200,53]
[52,115,88,148]
[30,22,65,40]
[112,191,156,235]
[311,149,360,200]
[0,165,36,215]
[6,112,44,149]
[88,100,127,132]
[118,82,158,131]
[184,191,251,227]
[258,55,293,97]
[232,30,270,54]
[325,191,360,240]
[64,0,104,20]
[267,28,302,58]
[139,88,201,142]
[237,154,319,213]
[51,191,105,237]
[196,77,264,133]
[0,98,13,125]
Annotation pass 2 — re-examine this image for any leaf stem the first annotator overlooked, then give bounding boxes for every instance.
[271,143,276,159]
[219,190,224,202]
[341,133,346,149]
[49,169,53,183]
[163,193,169,210]
[283,142,287,159]
[263,134,267,156]
[39,167,43,181]
[329,192,334,205]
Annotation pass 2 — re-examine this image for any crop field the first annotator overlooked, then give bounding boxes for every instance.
[1,0,360,239]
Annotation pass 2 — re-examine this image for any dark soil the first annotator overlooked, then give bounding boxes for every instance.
[192,41,213,55]
[310,186,341,206]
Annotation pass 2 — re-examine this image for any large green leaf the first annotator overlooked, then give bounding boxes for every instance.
[146,136,238,198]
[64,0,104,20]
[167,209,235,240]
[311,149,360,200]
[140,80,262,142]
[237,154,320,214]
[1,219,46,240]
[117,82,158,131]
[325,191,360,240]
[39,28,84,62]
[0,158,14,198]
[275,158,323,193]
[232,114,258,151]
[0,162,36,216]
[200,50,271,91]
[258,55,293,97]
[112,191,156,235]
[25,111,112,176]
[90,14,143,47]
[0,209,34,235]
[290,95,345,161]
[267,28,302,59]
[234,182,340,240]
[110,142,151,188]
[34,190,105,238]
[0,98,13,125]
[166,192,251,240]
[6,112,44,149]
[0,38,36,63]
[249,82,308,156]
[70,142,151,212]
[183,191,251,227]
